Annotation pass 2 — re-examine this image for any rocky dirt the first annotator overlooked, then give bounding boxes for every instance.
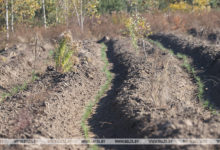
[150,33,220,108]
[0,40,106,150]
[89,37,220,150]
[0,38,55,96]
[1,33,220,150]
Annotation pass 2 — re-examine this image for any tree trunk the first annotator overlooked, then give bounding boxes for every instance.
[73,1,81,27]
[42,0,47,29]
[11,0,14,32]
[5,0,9,40]
[56,5,58,23]
[65,0,69,27]
[80,0,84,32]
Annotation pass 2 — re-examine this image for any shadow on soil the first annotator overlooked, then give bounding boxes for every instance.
[88,40,152,150]
[149,34,220,109]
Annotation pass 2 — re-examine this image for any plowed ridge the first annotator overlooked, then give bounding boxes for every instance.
[89,38,220,150]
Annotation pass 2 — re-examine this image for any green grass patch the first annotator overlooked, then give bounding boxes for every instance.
[31,71,40,82]
[148,39,216,113]
[147,39,174,55]
[0,71,39,103]
[0,82,28,103]
[81,43,113,149]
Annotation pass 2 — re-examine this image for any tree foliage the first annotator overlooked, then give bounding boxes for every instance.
[13,0,40,23]
[0,0,219,33]
[98,0,127,13]
[169,0,212,11]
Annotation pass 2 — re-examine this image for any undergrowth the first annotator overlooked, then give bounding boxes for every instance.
[81,43,113,150]
[0,71,39,103]
[148,39,216,114]
[125,13,152,51]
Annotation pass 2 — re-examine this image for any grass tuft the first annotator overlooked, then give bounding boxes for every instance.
[0,72,38,103]
[81,43,112,149]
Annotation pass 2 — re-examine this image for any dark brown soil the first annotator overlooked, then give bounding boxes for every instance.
[1,34,220,150]
[149,33,220,108]
[0,40,106,150]
[88,37,220,150]
[0,39,54,96]
[187,28,220,44]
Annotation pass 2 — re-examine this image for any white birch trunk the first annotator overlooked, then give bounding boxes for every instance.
[80,0,84,32]
[73,0,84,32]
[56,6,58,23]
[5,0,9,40]
[11,0,14,32]
[42,0,47,29]
[73,1,81,27]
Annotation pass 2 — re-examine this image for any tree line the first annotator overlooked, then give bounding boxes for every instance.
[0,0,219,39]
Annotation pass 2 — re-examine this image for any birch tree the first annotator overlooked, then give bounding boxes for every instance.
[5,0,9,40]
[80,0,84,31]
[71,0,99,32]
[42,0,47,28]
[11,0,13,32]
[71,0,84,31]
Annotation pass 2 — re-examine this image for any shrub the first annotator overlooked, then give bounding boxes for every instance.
[169,0,211,12]
[55,34,78,73]
[125,13,152,50]
[169,1,192,11]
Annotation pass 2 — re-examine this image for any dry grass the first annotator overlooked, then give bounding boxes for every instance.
[144,10,220,33]
[0,10,219,48]
[0,14,123,45]
[87,13,127,38]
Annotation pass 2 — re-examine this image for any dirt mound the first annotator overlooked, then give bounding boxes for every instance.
[89,38,220,150]
[0,40,54,96]
[150,33,220,68]
[1,36,220,150]
[149,33,220,107]
[187,28,220,44]
[0,41,105,150]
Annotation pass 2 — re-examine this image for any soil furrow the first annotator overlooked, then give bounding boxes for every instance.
[0,41,105,150]
[81,43,112,146]
[149,33,220,108]
[88,37,220,150]
[1,36,220,150]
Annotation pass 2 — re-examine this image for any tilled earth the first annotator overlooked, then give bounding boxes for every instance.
[0,40,106,150]
[150,32,220,107]
[0,34,220,150]
[0,39,54,96]
[89,37,220,150]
